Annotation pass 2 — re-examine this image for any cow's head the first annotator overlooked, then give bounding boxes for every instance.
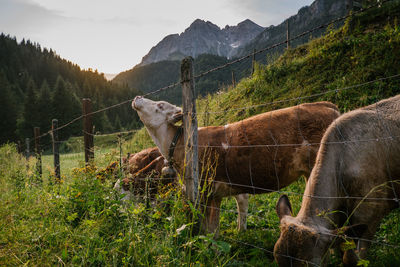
[274,195,367,267]
[132,96,182,130]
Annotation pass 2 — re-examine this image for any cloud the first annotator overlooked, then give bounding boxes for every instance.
[0,0,318,73]
[0,0,64,36]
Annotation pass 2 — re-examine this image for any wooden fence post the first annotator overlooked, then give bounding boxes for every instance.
[346,0,354,12]
[251,49,256,76]
[286,20,290,49]
[181,57,199,204]
[82,98,94,164]
[231,70,236,88]
[17,140,22,154]
[25,138,30,159]
[118,133,122,173]
[34,127,42,179]
[52,119,61,181]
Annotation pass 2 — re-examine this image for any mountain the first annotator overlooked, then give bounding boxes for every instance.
[114,54,236,105]
[115,0,358,104]
[140,19,264,65]
[237,0,350,58]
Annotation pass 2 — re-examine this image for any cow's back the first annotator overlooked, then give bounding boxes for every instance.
[197,102,339,196]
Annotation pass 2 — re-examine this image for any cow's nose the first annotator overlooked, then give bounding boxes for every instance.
[132,96,143,110]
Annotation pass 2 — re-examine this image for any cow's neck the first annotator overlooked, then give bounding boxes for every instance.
[146,123,179,160]
[297,145,343,229]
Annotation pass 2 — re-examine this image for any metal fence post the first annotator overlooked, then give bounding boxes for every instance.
[181,57,199,204]
[52,119,61,181]
[82,98,94,164]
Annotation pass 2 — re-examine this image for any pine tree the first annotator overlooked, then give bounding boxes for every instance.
[52,76,81,139]
[0,71,17,143]
[18,77,39,138]
[37,80,53,132]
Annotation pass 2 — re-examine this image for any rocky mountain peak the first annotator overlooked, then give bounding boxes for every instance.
[140,19,264,65]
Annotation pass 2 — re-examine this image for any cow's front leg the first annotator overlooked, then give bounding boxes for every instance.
[202,197,222,236]
[234,194,249,231]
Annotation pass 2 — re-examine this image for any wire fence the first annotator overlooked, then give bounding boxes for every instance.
[18,0,400,265]
[27,0,391,144]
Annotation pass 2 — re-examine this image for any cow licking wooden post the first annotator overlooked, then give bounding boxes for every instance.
[132,92,340,235]
[181,56,199,205]
[82,98,94,164]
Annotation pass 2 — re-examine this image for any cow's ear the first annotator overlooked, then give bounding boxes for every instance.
[276,195,293,222]
[167,111,183,124]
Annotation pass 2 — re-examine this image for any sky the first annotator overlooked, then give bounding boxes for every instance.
[0,0,314,75]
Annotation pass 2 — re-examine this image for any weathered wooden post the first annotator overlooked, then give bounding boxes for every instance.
[52,119,61,181]
[346,0,354,12]
[231,70,236,88]
[118,133,122,173]
[82,98,94,164]
[34,127,42,179]
[25,138,30,159]
[251,49,256,76]
[286,20,290,49]
[17,140,22,154]
[181,57,199,204]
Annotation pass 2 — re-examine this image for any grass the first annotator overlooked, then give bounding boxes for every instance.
[2,4,400,266]
[1,143,398,266]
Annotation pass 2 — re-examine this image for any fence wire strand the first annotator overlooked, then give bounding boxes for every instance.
[21,1,400,264]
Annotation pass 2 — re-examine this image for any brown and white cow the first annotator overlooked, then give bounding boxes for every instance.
[132,96,340,234]
[115,147,166,200]
[274,94,400,267]
[116,146,250,231]
[122,147,162,175]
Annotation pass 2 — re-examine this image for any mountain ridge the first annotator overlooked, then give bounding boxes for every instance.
[140,19,264,65]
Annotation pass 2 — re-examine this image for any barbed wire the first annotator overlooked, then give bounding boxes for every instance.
[82,129,139,137]
[26,0,394,146]
[220,236,320,266]
[193,0,392,81]
[21,1,400,262]
[196,73,400,115]
[117,188,399,251]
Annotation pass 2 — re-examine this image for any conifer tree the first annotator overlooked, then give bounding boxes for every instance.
[0,71,17,143]
[18,77,39,138]
[52,76,81,138]
[37,80,53,132]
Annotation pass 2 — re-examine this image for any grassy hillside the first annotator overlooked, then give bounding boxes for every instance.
[196,3,400,127]
[1,2,400,266]
[113,54,251,105]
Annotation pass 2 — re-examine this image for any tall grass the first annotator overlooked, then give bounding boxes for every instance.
[2,5,400,266]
